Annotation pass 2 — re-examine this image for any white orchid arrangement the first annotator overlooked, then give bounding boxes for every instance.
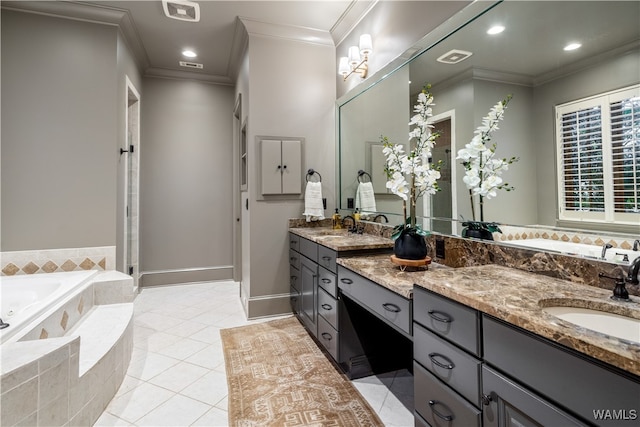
[456,94,518,230]
[382,84,442,238]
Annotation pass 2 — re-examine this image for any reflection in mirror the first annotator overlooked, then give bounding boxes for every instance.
[338,0,640,253]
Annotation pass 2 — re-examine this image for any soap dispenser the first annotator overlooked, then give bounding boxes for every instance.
[354,208,361,223]
[332,209,342,229]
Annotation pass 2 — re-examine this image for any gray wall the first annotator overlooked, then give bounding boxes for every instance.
[1,10,119,251]
[238,28,336,318]
[139,78,235,280]
[533,50,640,228]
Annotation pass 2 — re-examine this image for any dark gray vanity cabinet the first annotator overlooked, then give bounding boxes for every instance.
[483,315,640,426]
[288,235,301,315]
[413,287,482,426]
[289,232,339,342]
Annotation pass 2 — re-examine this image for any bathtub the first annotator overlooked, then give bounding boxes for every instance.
[0,270,98,344]
[505,238,640,264]
[1,269,134,426]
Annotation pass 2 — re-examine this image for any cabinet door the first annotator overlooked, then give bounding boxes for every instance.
[281,139,301,194]
[300,256,318,336]
[261,139,283,195]
[482,366,585,427]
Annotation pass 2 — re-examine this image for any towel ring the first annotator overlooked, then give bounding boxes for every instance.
[306,169,322,182]
[357,170,372,183]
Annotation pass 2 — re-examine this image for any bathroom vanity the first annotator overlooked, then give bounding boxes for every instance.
[289,225,640,426]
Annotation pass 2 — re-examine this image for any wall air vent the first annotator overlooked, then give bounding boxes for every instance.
[436,49,473,65]
[162,0,200,22]
[179,61,203,69]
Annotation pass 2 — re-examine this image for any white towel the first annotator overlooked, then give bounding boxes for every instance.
[302,181,325,222]
[356,181,377,216]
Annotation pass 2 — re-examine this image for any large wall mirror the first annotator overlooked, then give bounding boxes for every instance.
[338,0,639,246]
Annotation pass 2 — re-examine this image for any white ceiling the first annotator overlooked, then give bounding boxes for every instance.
[2,0,372,84]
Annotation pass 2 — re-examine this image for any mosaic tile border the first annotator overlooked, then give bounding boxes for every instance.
[496,225,637,250]
[1,246,115,276]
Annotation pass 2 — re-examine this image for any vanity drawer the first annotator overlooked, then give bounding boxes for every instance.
[413,287,481,356]
[317,315,339,360]
[338,266,411,336]
[290,265,300,292]
[299,237,317,263]
[414,361,481,427]
[318,287,338,329]
[414,322,482,407]
[318,245,337,273]
[289,233,300,252]
[318,266,337,297]
[289,249,301,271]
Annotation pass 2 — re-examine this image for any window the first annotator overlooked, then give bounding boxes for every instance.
[556,85,640,225]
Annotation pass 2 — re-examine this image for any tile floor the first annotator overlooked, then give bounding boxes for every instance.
[95,280,414,426]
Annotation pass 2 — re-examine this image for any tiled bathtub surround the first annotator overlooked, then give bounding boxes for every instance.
[1,246,115,276]
[496,224,637,251]
[1,272,134,426]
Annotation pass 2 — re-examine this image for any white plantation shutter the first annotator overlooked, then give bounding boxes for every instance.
[556,85,640,224]
[610,95,640,217]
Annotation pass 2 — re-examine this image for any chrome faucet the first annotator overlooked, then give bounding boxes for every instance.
[601,243,613,260]
[627,256,640,286]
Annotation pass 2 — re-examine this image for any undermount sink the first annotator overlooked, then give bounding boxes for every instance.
[542,305,640,343]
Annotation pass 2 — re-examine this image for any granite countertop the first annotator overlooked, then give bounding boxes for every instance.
[289,228,394,251]
[337,254,640,377]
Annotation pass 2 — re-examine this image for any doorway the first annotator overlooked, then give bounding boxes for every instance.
[423,111,455,234]
[124,77,140,290]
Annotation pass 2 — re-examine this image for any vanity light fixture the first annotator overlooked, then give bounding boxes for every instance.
[182,49,197,58]
[338,34,373,81]
[487,25,505,35]
[564,42,582,51]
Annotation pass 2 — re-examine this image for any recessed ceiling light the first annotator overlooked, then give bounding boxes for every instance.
[564,43,582,51]
[487,25,505,35]
[182,50,197,58]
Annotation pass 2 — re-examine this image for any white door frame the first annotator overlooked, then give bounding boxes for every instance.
[123,76,141,290]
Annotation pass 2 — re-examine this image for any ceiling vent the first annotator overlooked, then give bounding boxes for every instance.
[436,49,473,65]
[179,61,203,69]
[162,0,200,22]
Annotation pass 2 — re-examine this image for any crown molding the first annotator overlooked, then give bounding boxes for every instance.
[238,16,334,46]
[330,0,378,47]
[144,67,234,86]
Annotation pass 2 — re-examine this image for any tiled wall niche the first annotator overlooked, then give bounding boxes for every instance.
[1,246,115,276]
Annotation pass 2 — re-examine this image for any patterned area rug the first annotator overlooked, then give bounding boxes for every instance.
[221,316,384,427]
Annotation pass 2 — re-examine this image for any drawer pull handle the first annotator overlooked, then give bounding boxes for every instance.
[321,278,332,284]
[290,257,297,262]
[321,303,333,311]
[340,278,353,284]
[290,276,297,281]
[428,310,452,323]
[428,353,455,370]
[428,400,454,421]
[321,332,332,341]
[290,240,297,244]
[322,256,332,261]
[382,303,401,313]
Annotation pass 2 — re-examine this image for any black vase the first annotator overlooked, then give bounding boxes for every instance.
[394,228,428,260]
[462,227,494,241]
